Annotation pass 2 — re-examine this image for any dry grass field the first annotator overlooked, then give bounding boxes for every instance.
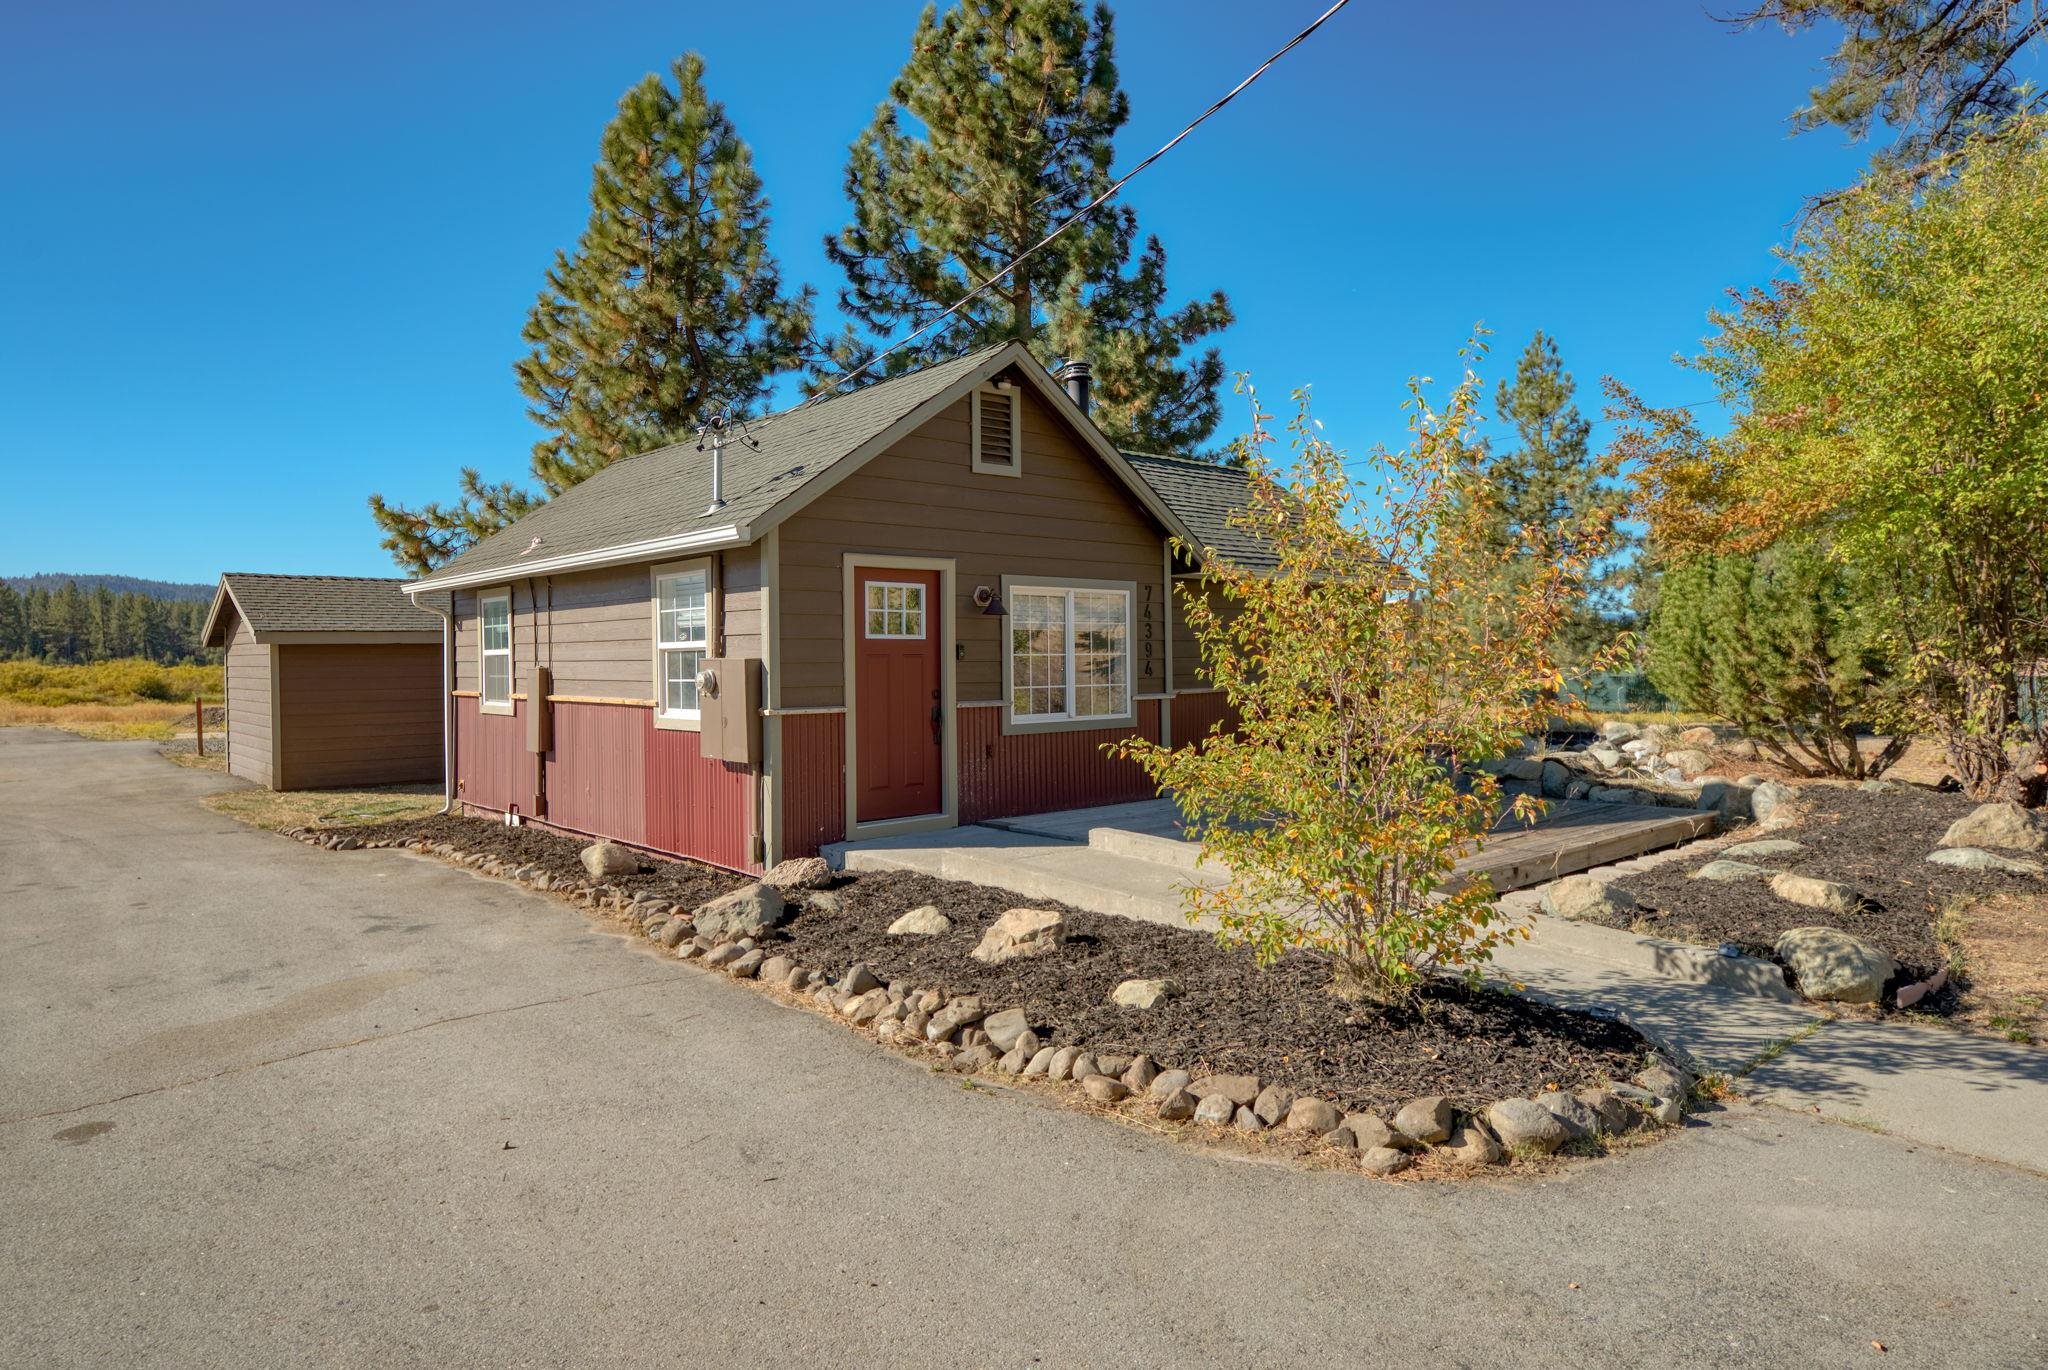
[0,660,223,741]
[204,785,444,832]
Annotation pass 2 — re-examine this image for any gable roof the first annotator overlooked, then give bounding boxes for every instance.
[1122,451,1277,572]
[203,573,441,646]
[408,343,1198,595]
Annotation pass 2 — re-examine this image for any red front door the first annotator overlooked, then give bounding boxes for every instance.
[853,567,943,823]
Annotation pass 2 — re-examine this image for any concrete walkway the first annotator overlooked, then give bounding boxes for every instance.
[835,804,2048,1175]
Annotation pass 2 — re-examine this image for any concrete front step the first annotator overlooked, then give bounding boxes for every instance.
[1086,824,1212,871]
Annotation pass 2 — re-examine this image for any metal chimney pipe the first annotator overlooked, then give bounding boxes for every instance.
[1056,360,1092,415]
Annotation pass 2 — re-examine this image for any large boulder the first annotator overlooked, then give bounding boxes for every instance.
[1722,838,1806,860]
[1769,872,1862,916]
[1492,757,1543,782]
[1484,1098,1571,1155]
[1540,760,1572,799]
[761,856,832,891]
[887,904,953,936]
[969,908,1066,964]
[1927,847,2045,877]
[1750,780,1799,829]
[694,883,787,941]
[1693,859,1773,882]
[1541,874,1638,921]
[1939,802,2048,854]
[1775,926,1896,1004]
[579,842,639,880]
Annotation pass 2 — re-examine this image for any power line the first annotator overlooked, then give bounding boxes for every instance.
[806,0,1357,401]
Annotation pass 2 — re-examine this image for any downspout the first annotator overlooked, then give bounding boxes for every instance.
[422,595,456,815]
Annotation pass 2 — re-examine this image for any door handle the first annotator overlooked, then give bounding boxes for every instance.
[930,702,942,743]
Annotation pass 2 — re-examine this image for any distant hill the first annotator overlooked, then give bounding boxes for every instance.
[2,574,214,603]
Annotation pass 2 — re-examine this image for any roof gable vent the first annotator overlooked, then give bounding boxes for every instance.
[970,382,1021,477]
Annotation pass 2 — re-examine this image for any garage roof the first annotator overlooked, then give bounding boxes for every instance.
[203,573,442,646]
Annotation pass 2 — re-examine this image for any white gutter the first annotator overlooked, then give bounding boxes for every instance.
[420,596,457,815]
[407,524,746,596]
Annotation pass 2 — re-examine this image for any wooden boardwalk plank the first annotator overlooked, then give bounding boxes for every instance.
[1449,800,1714,895]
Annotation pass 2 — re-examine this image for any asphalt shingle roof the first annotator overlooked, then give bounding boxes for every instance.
[218,573,440,635]
[424,346,1005,585]
[1121,451,1276,571]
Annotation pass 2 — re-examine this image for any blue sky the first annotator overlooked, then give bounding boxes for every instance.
[1,1,1872,583]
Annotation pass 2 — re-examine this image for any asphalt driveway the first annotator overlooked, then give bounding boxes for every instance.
[2,728,2044,1368]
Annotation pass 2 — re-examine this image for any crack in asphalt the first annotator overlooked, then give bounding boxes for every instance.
[2,975,692,1127]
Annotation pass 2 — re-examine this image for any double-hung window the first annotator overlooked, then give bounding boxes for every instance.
[1008,584,1132,726]
[479,591,512,712]
[655,567,710,724]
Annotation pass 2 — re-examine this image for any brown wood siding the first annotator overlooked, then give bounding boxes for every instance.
[776,384,1169,708]
[1170,578,1232,692]
[721,544,765,660]
[224,609,273,787]
[275,643,444,790]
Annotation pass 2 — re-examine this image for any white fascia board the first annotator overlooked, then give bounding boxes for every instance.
[406,524,748,596]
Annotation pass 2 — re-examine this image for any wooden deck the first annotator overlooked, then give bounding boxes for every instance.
[1449,799,1716,895]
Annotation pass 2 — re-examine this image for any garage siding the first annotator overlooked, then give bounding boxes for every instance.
[224,610,273,787]
[275,644,444,790]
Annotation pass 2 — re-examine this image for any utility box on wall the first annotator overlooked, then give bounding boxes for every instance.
[697,657,760,768]
[525,665,553,753]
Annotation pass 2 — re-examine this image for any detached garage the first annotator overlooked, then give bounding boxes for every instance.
[201,573,445,791]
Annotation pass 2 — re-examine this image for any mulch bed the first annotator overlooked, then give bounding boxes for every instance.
[319,812,1653,1116]
[773,871,1649,1115]
[341,813,749,909]
[1598,785,2026,999]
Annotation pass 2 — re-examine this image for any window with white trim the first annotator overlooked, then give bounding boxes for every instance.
[863,580,926,639]
[1009,586,1131,723]
[480,592,512,708]
[656,568,709,719]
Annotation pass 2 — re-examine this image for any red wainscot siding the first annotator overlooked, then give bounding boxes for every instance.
[1170,690,1237,749]
[958,698,1162,826]
[543,701,647,849]
[455,695,535,815]
[644,709,757,873]
[779,711,847,859]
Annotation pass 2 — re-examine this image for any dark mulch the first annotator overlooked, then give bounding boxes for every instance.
[338,813,749,908]
[772,871,1650,1115]
[1601,785,2020,996]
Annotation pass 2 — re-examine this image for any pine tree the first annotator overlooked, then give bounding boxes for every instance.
[824,0,1232,453]
[0,585,23,657]
[1469,332,1627,664]
[370,53,814,573]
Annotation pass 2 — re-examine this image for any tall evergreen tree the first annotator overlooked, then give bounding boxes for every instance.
[1467,332,1627,664]
[371,53,814,573]
[824,0,1233,454]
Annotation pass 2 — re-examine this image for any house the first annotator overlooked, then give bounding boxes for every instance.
[404,341,1253,872]
[202,573,446,790]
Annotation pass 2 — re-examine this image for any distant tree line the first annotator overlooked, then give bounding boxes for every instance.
[0,580,217,665]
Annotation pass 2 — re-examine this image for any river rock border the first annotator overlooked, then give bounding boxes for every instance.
[287,827,1699,1178]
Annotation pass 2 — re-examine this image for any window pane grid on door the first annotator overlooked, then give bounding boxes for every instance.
[864,581,925,639]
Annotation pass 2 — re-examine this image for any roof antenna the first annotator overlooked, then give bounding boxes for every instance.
[695,408,760,516]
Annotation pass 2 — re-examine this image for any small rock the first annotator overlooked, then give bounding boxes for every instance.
[1193,1092,1235,1125]
[1359,1146,1414,1177]
[1535,1089,1600,1139]
[1335,1113,1398,1151]
[1047,1046,1081,1082]
[1769,871,1863,915]
[702,943,744,969]
[914,989,943,1014]
[953,1044,997,1073]
[580,842,638,879]
[844,989,887,1023]
[1565,780,1592,800]
[761,856,832,891]
[1724,737,1759,761]
[1635,1058,1694,1100]
[887,905,953,936]
[694,883,787,941]
[997,1045,1028,1074]
[1110,977,1180,1010]
[1149,1068,1192,1099]
[1023,1046,1056,1077]
[804,889,843,916]
[1188,1073,1262,1107]
[1541,874,1638,921]
[1069,1053,1101,1083]
[1485,1098,1570,1155]
[1939,801,2047,853]
[1750,780,1799,828]
[1541,760,1572,798]
[759,955,793,985]
[727,948,765,979]
[1014,1029,1041,1058]
[656,917,690,948]
[1439,1121,1503,1166]
[1081,1076,1130,1104]
[1495,757,1544,782]
[981,1007,1032,1052]
[1664,747,1715,778]
[1232,1105,1265,1133]
[1677,725,1719,749]
[1096,1054,1133,1080]
[1156,1087,1197,1121]
[838,963,881,996]
[969,907,1066,964]
[1776,925,1896,1004]
[958,1027,992,1051]
[1598,721,1639,743]
[1282,1097,1343,1135]
[1587,746,1624,771]
[927,996,987,1041]
[1692,859,1773,882]
[1722,838,1807,860]
[1252,1084,1296,1128]
[1612,1082,1682,1126]
[1575,1088,1633,1135]
[1928,847,2045,876]
[1392,1096,1454,1145]
[1122,1055,1158,1092]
